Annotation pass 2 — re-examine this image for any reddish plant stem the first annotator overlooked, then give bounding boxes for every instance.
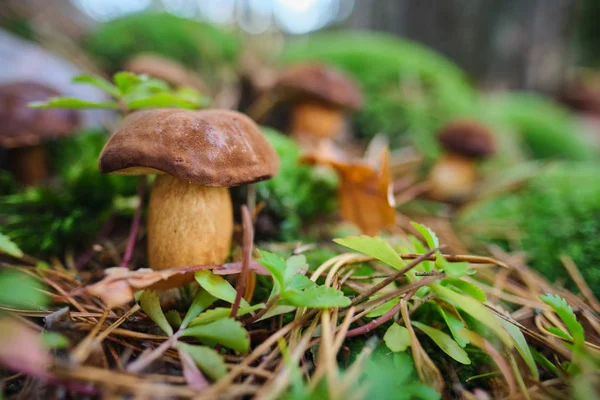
[345,290,416,338]
[120,177,146,269]
[350,247,439,307]
[231,205,254,319]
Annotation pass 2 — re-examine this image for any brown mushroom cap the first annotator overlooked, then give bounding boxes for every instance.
[124,53,206,92]
[438,120,496,158]
[99,109,279,186]
[0,82,80,148]
[274,63,363,110]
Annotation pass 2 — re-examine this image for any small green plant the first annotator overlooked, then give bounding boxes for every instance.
[30,72,209,112]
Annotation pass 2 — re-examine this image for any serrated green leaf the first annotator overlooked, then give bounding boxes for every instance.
[0,232,23,258]
[139,290,173,336]
[540,294,585,347]
[177,343,227,380]
[180,318,249,353]
[367,298,400,318]
[412,321,471,365]
[411,222,439,249]
[333,236,406,270]
[436,305,469,348]
[284,255,308,283]
[384,323,411,352]
[195,271,249,307]
[432,284,512,346]
[40,332,69,349]
[500,319,539,379]
[445,278,486,302]
[165,310,182,329]
[0,270,48,309]
[190,303,264,326]
[283,286,351,308]
[29,97,120,109]
[181,289,216,330]
[72,74,120,97]
[126,92,199,110]
[257,250,287,295]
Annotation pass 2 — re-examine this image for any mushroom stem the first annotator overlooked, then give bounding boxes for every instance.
[147,174,233,270]
[428,153,477,202]
[290,101,343,154]
[7,145,49,186]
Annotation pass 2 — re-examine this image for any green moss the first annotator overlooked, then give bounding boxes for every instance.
[280,31,477,156]
[458,163,600,294]
[85,12,240,73]
[0,130,137,255]
[483,94,597,161]
[257,127,338,241]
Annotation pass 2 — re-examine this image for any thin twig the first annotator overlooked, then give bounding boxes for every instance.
[120,178,146,269]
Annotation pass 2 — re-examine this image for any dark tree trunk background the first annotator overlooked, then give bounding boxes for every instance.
[346,0,578,94]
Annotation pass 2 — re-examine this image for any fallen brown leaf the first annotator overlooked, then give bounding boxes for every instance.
[86,261,269,309]
[302,147,395,235]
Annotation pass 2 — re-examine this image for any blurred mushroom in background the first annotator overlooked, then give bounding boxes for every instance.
[428,120,496,202]
[0,82,80,186]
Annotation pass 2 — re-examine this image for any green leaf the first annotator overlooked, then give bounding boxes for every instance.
[432,284,512,346]
[113,71,144,94]
[72,74,120,97]
[286,274,316,292]
[444,278,486,302]
[411,222,439,249]
[436,305,469,348]
[500,319,539,379]
[440,260,470,279]
[165,310,182,330]
[126,92,199,110]
[40,332,69,349]
[367,298,400,318]
[180,318,250,353]
[256,305,296,321]
[177,343,227,380]
[540,294,585,347]
[284,255,308,283]
[0,232,23,258]
[283,286,351,308]
[384,323,411,352]
[0,270,48,309]
[546,326,572,341]
[181,290,216,330]
[139,290,173,336]
[412,321,471,365]
[257,250,287,294]
[333,236,406,270]
[530,348,560,377]
[190,303,264,326]
[195,271,249,307]
[29,97,120,109]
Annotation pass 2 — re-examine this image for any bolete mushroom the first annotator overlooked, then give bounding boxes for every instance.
[98,109,279,270]
[0,82,80,186]
[124,53,207,93]
[428,120,495,202]
[273,63,362,152]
